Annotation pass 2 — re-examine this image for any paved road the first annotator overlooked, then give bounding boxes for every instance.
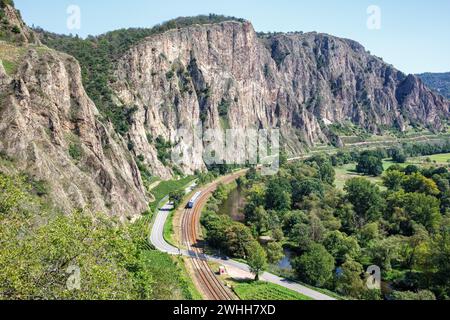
[149,181,336,301]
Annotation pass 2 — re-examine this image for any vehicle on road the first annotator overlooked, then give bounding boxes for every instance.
[187,191,202,209]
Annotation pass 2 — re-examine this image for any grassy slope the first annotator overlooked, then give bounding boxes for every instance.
[148,176,195,213]
[411,153,450,165]
[0,42,26,75]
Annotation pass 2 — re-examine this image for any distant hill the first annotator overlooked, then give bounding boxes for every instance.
[417,72,450,100]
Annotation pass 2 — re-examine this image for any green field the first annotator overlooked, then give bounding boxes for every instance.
[335,163,384,190]
[335,154,450,190]
[410,153,450,165]
[232,281,312,300]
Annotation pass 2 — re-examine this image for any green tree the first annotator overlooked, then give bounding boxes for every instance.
[421,225,450,299]
[247,206,269,236]
[323,231,361,264]
[169,189,185,208]
[357,222,381,244]
[386,191,441,233]
[356,155,383,176]
[391,148,408,163]
[265,179,292,211]
[265,242,284,264]
[344,178,384,228]
[292,244,335,287]
[289,213,326,249]
[225,223,255,258]
[366,236,403,271]
[404,165,420,175]
[247,242,267,281]
[401,173,440,196]
[291,178,324,208]
[382,170,406,191]
[307,155,335,185]
[335,259,366,299]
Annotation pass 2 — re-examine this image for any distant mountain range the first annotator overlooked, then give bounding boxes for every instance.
[417,72,450,100]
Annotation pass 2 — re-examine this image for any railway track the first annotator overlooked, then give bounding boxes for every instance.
[181,172,245,300]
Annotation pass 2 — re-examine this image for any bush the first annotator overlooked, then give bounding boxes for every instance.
[391,290,436,300]
[356,155,383,176]
[0,172,197,300]
[218,99,230,118]
[11,25,20,34]
[68,143,83,162]
[292,244,335,287]
[155,136,172,165]
[391,148,408,163]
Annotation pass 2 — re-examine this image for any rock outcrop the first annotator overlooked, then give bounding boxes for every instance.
[114,21,449,175]
[0,3,40,45]
[0,46,148,220]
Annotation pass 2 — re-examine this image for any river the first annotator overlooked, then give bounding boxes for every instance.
[218,186,246,222]
[218,186,294,272]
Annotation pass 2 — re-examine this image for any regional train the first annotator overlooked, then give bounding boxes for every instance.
[187,191,202,209]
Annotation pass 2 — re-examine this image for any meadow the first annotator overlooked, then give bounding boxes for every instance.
[334,154,450,190]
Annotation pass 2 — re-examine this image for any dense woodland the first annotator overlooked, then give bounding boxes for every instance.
[201,141,450,300]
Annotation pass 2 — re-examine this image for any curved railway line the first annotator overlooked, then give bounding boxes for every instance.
[150,169,336,300]
[181,173,245,300]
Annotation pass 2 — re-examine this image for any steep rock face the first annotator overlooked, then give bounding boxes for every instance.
[113,21,449,175]
[0,47,148,219]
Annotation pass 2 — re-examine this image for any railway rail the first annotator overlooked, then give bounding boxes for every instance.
[181,172,245,300]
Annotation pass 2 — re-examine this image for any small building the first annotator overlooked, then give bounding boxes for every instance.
[219,266,227,276]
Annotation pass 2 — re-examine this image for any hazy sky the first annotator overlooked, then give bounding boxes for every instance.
[15,0,450,74]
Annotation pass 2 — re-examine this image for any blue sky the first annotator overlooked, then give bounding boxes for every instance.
[15,0,450,74]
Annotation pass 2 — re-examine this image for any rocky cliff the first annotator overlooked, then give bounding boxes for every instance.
[1,6,449,218]
[0,5,148,219]
[114,21,449,175]
[0,2,39,45]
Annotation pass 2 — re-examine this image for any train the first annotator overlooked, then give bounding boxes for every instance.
[187,191,202,209]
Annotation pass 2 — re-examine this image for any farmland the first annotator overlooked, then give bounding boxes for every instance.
[232,281,312,300]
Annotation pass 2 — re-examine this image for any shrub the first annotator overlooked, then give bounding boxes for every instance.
[11,25,20,34]
[68,143,83,162]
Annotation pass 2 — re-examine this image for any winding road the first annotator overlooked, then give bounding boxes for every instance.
[149,172,336,301]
